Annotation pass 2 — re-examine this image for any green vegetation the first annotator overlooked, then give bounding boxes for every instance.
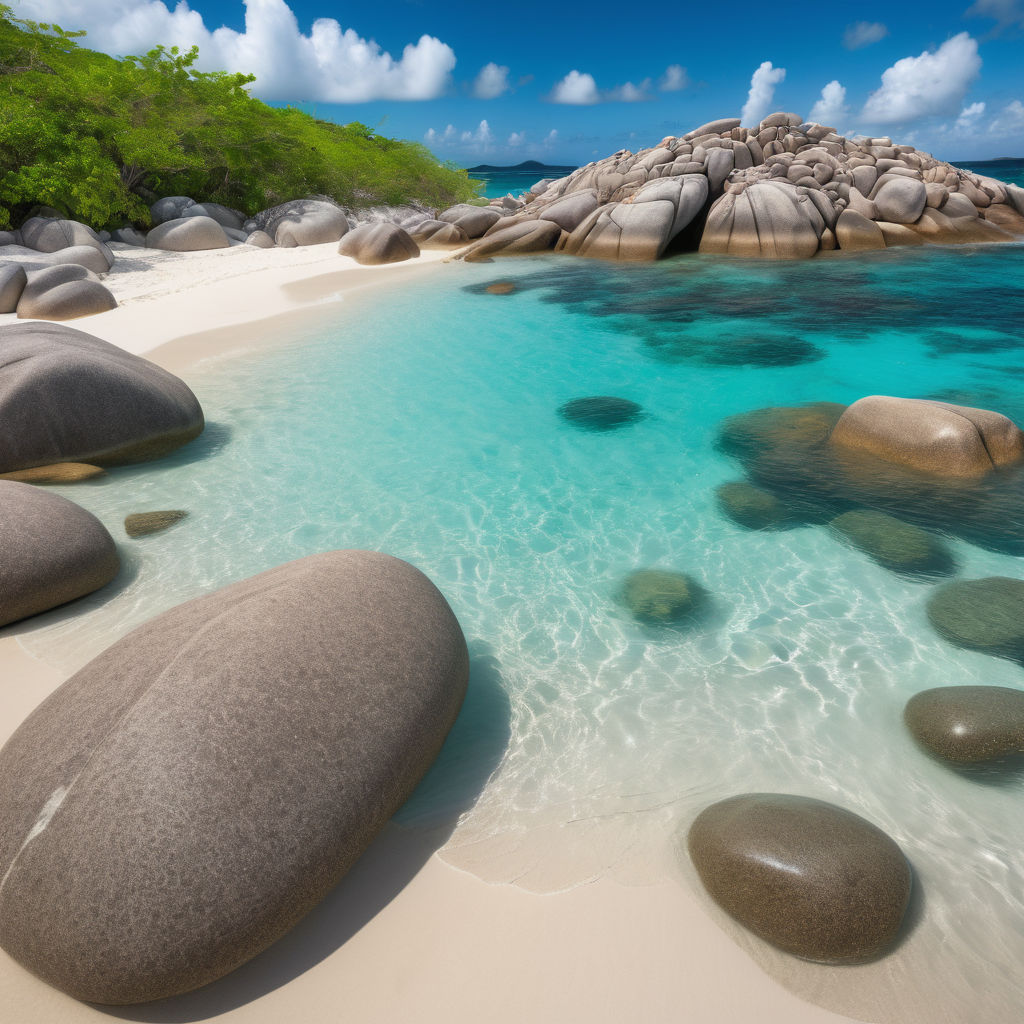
[0,6,480,229]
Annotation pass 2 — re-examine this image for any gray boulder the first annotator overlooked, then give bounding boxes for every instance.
[150,197,196,225]
[17,265,117,321]
[439,205,503,239]
[255,200,350,248]
[834,210,886,252]
[830,396,1024,479]
[338,223,420,265]
[108,227,147,247]
[873,178,927,224]
[460,220,561,260]
[0,243,113,274]
[244,230,275,248]
[0,550,468,1004]
[687,793,912,963]
[0,480,119,627]
[146,216,230,252]
[905,686,1024,766]
[0,263,27,312]
[634,174,709,239]
[180,203,244,231]
[700,182,821,259]
[564,200,676,261]
[0,321,203,471]
[408,221,469,247]
[20,217,101,253]
[927,577,1024,663]
[686,118,741,139]
[538,189,600,232]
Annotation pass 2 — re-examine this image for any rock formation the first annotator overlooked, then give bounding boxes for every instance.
[927,577,1024,664]
[687,793,912,963]
[0,480,119,627]
[617,569,709,625]
[0,550,468,1004]
[905,686,1024,767]
[338,223,419,265]
[716,481,790,530]
[829,509,955,577]
[0,322,204,472]
[446,113,1024,261]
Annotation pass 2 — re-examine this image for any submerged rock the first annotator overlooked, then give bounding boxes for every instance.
[484,281,517,295]
[124,510,188,538]
[905,686,1024,767]
[0,550,469,1004]
[558,396,644,431]
[0,463,105,484]
[617,568,708,625]
[687,793,912,963]
[0,480,119,627]
[716,481,790,530]
[830,509,955,577]
[927,577,1024,663]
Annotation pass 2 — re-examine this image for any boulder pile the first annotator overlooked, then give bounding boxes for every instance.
[445,112,1024,261]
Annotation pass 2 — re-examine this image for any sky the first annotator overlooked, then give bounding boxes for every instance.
[12,0,1024,165]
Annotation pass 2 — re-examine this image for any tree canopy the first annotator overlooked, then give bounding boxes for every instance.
[0,6,479,229]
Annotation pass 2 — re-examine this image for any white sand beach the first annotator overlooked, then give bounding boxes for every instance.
[0,244,864,1024]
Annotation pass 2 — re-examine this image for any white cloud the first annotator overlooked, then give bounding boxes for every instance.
[741,61,786,127]
[507,131,524,146]
[990,99,1024,133]
[861,33,982,125]
[550,70,600,104]
[546,129,558,144]
[16,0,456,102]
[550,70,652,104]
[424,124,457,146]
[966,0,1024,29]
[843,21,888,50]
[809,80,848,128]
[659,64,689,92]
[473,62,510,99]
[460,119,493,147]
[956,101,987,129]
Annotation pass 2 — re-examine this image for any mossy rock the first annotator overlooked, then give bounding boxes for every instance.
[559,396,644,432]
[830,510,955,577]
[0,462,105,484]
[716,481,790,530]
[618,569,708,625]
[484,281,516,295]
[717,402,846,461]
[927,577,1024,662]
[125,510,188,538]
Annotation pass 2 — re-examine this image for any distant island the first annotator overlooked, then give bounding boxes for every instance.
[466,160,578,174]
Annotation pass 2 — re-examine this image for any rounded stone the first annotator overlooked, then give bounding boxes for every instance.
[830,509,955,576]
[255,200,350,248]
[0,550,469,1004]
[617,568,708,625]
[485,281,517,295]
[0,480,119,627]
[0,263,28,312]
[716,481,789,530]
[146,216,230,252]
[124,510,188,538]
[927,577,1024,662]
[905,686,1024,766]
[558,396,644,431]
[17,279,117,321]
[0,462,105,484]
[0,321,204,472]
[873,178,927,225]
[337,223,419,265]
[687,793,912,964]
[717,403,846,460]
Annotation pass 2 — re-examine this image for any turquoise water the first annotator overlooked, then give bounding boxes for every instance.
[468,168,575,199]
[19,240,1024,1021]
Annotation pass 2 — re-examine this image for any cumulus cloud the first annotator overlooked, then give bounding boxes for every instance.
[956,101,987,129]
[861,33,982,125]
[741,61,786,127]
[460,119,493,146]
[16,0,456,102]
[843,21,888,49]
[549,70,652,103]
[659,64,689,92]
[966,0,1024,30]
[424,124,457,146]
[507,131,524,146]
[473,62,510,99]
[990,99,1024,133]
[809,80,848,128]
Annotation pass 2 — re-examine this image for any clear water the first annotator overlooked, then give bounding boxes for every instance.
[468,167,576,199]
[19,241,1024,1022]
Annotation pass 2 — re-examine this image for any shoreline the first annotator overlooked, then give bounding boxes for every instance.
[0,244,864,1023]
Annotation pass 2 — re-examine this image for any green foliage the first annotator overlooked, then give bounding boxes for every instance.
[0,7,481,229]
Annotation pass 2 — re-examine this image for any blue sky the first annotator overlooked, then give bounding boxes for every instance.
[15,0,1024,163]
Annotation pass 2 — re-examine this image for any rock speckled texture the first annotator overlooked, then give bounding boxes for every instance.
[618,569,708,625]
[687,793,912,963]
[716,481,789,530]
[146,216,230,252]
[830,509,954,576]
[124,510,188,537]
[905,686,1024,766]
[0,550,469,1004]
[337,223,419,265]
[0,322,203,471]
[0,480,119,626]
[927,577,1024,663]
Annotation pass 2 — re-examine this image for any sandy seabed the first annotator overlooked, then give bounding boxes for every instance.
[0,242,861,1024]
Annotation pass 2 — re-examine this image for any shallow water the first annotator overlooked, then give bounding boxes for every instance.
[20,240,1024,1022]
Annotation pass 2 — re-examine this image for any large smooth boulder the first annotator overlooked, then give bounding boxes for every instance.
[538,189,600,232]
[716,481,790,530]
[830,396,1024,479]
[873,178,927,224]
[830,509,954,577]
[905,686,1024,766]
[700,182,821,259]
[927,577,1024,663]
[835,210,886,252]
[617,568,708,625]
[16,265,117,321]
[0,322,203,471]
[564,200,676,261]
[0,550,468,1004]
[634,174,709,240]
[0,480,119,626]
[438,204,502,238]
[687,793,912,963]
[337,223,419,265]
[149,196,196,225]
[461,220,561,260]
[146,216,230,252]
[0,263,27,312]
[180,202,244,231]
[20,217,101,254]
[256,200,350,248]
[408,220,469,247]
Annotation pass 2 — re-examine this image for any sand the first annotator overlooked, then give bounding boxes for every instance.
[0,242,864,1023]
